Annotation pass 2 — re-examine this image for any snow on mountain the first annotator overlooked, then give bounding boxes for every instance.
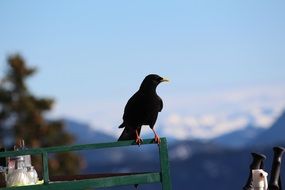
[251,110,285,146]
[211,126,265,148]
[159,106,281,141]
[57,84,285,142]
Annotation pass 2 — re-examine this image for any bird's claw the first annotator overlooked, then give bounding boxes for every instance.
[154,135,161,145]
[135,137,143,145]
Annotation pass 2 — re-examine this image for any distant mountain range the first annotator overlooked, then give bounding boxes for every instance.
[211,126,265,148]
[64,119,115,144]
[251,111,285,146]
[64,110,285,149]
[62,110,285,190]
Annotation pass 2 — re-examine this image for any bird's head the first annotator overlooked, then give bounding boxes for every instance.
[140,74,169,91]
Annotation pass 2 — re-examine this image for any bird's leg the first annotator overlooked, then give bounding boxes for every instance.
[152,128,161,144]
[135,129,143,145]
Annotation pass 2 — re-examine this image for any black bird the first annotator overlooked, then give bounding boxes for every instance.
[118,74,169,145]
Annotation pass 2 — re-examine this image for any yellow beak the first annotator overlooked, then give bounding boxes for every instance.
[161,77,170,82]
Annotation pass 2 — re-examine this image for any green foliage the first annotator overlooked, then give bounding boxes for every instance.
[0,54,82,176]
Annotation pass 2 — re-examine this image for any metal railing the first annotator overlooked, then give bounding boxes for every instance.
[0,138,172,190]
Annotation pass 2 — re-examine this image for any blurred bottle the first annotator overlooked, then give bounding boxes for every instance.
[18,140,31,168]
[252,169,268,190]
[6,156,33,187]
[27,166,38,184]
[5,140,38,187]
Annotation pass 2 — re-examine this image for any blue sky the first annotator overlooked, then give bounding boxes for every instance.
[1,1,285,139]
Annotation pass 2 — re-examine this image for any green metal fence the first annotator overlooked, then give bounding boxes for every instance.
[0,138,172,190]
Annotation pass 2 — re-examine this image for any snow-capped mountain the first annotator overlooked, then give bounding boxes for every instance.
[251,110,285,147]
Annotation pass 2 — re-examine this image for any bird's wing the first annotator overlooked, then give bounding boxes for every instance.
[121,91,163,128]
[122,92,143,122]
[158,96,163,112]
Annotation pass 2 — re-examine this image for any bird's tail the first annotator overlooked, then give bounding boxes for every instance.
[118,126,142,141]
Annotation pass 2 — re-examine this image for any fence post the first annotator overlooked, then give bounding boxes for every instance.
[159,138,172,190]
[42,152,49,184]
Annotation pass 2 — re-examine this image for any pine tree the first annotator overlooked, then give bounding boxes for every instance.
[0,54,82,176]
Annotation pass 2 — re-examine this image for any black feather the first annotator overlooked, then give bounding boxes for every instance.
[118,74,167,141]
